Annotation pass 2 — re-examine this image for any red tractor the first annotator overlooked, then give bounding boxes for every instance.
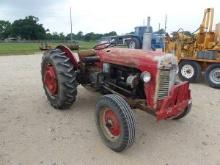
[41,43,192,152]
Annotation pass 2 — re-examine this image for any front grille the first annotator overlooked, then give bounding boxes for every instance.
[157,70,171,100]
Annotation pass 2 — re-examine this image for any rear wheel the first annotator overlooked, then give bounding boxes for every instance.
[41,49,78,109]
[96,94,135,152]
[178,60,201,83]
[205,64,220,88]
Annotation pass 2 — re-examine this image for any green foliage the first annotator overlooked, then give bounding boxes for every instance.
[11,16,46,40]
[84,32,101,41]
[0,15,117,42]
[66,31,117,41]
[104,31,117,36]
[46,32,66,40]
[0,20,11,39]
[76,31,83,40]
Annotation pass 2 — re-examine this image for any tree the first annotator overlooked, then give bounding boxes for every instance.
[76,31,83,40]
[1,17,120,41]
[46,32,67,40]
[46,33,53,40]
[59,32,65,40]
[103,31,117,36]
[84,32,95,41]
[66,33,77,40]
[11,16,46,40]
[0,20,11,39]
[50,32,59,40]
[66,31,117,41]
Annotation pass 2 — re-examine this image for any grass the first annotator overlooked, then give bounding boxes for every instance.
[77,41,97,50]
[0,41,97,56]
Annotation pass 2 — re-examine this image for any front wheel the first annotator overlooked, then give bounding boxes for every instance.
[172,103,192,120]
[95,94,135,152]
[205,64,220,88]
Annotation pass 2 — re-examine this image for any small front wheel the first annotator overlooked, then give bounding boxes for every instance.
[172,103,192,120]
[95,94,135,152]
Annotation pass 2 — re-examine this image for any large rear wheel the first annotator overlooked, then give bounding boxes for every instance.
[41,49,78,109]
[95,94,135,152]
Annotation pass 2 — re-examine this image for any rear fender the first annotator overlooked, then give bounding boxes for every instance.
[56,45,79,69]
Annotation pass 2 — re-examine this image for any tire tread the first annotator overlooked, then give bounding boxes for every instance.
[96,94,135,152]
[41,49,78,109]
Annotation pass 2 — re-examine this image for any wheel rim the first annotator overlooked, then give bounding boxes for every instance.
[129,41,136,49]
[181,64,195,79]
[209,68,220,84]
[44,64,58,96]
[100,108,121,140]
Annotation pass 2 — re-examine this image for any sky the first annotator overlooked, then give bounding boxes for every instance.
[0,0,220,35]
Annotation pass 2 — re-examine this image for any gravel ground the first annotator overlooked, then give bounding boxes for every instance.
[0,54,220,165]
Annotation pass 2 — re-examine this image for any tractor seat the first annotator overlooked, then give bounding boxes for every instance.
[78,49,100,63]
[78,49,96,58]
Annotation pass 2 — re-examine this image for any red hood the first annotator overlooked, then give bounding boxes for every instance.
[97,48,165,71]
[97,48,167,109]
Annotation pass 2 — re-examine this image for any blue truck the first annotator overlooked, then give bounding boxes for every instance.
[100,18,165,50]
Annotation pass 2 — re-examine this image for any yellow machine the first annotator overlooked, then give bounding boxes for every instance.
[166,8,220,88]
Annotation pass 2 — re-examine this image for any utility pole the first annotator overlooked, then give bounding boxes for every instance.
[164,14,167,53]
[70,7,73,42]
[165,14,167,32]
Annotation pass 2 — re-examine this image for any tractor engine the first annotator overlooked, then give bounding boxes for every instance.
[82,63,145,99]
[102,63,143,97]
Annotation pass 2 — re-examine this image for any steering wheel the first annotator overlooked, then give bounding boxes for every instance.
[93,42,115,50]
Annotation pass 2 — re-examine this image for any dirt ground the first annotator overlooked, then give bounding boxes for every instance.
[0,54,220,165]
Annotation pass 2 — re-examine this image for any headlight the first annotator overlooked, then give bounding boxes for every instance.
[141,72,151,83]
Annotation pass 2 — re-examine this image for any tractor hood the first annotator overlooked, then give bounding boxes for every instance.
[97,48,176,71]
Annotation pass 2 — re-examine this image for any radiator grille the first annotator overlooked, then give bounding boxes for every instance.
[157,70,170,100]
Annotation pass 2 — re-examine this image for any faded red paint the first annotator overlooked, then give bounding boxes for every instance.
[56,45,79,68]
[104,109,121,136]
[97,48,162,109]
[44,64,58,96]
[156,81,191,120]
[55,46,191,120]
[97,48,164,68]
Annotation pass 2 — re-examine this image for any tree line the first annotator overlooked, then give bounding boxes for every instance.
[0,16,117,41]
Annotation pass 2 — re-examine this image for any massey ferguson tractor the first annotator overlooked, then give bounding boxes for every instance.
[41,43,192,152]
